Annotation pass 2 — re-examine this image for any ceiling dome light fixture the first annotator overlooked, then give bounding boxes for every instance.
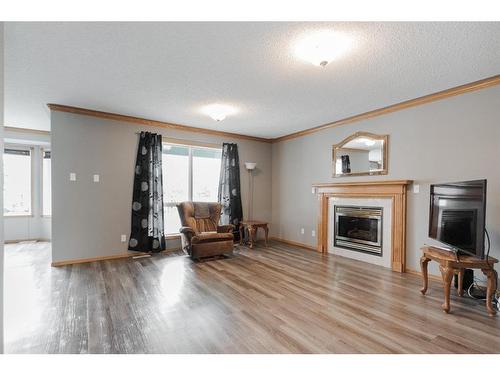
[201,103,237,122]
[294,30,352,67]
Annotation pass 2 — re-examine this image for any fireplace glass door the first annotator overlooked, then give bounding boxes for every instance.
[334,206,383,255]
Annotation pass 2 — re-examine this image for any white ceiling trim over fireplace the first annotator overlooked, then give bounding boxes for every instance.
[5,22,500,136]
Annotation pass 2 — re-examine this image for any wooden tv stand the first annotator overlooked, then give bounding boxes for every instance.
[420,246,498,316]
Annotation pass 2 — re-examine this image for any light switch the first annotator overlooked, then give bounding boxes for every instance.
[121,235,127,243]
[93,174,100,182]
[312,230,316,237]
[300,228,305,235]
[70,172,76,181]
[413,184,420,194]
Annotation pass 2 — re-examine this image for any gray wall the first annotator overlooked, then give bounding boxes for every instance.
[271,85,500,275]
[0,21,5,353]
[51,111,272,263]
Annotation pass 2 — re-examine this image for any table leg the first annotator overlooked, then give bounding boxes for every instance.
[457,269,464,297]
[439,265,454,313]
[420,256,430,295]
[264,225,269,247]
[248,225,255,249]
[239,224,244,246]
[482,268,498,316]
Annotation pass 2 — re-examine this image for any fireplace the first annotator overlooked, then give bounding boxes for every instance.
[334,205,383,255]
[314,180,411,272]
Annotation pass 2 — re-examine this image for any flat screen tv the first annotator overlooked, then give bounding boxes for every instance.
[429,179,487,258]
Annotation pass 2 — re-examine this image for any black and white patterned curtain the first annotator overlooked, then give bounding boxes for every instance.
[129,132,166,252]
[218,143,243,241]
[341,155,351,174]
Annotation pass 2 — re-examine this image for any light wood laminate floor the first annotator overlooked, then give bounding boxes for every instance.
[4,241,500,353]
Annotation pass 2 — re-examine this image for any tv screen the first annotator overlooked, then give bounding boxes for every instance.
[428,179,487,258]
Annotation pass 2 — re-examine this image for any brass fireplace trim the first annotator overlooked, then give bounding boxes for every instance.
[313,180,413,273]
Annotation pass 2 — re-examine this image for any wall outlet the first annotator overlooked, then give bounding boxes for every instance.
[93,174,100,182]
[121,234,127,243]
[312,230,316,237]
[413,184,420,194]
[69,172,76,181]
[300,228,305,235]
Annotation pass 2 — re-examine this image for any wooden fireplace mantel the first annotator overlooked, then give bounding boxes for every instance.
[313,180,413,273]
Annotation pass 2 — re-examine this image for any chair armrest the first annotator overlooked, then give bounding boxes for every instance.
[180,226,196,235]
[217,224,234,233]
[178,226,196,255]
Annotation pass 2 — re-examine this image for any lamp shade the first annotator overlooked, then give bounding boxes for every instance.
[245,162,257,171]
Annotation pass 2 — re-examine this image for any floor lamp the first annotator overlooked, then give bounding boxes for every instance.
[244,162,257,221]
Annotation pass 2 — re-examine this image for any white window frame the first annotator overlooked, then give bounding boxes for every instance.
[41,148,52,217]
[162,139,222,236]
[3,144,34,218]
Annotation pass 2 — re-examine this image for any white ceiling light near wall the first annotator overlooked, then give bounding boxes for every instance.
[201,103,238,122]
[293,30,353,67]
[359,138,375,146]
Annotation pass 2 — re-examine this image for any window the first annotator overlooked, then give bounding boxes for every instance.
[162,143,222,234]
[42,150,52,216]
[192,147,223,202]
[3,148,32,216]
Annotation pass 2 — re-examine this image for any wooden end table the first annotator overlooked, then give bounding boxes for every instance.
[239,220,269,249]
[420,246,498,316]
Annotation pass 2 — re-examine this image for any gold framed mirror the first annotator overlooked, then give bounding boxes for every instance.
[332,132,388,177]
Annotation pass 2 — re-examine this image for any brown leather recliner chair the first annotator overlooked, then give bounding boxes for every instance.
[176,201,234,260]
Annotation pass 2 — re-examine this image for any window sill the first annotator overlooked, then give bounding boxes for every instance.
[166,234,181,240]
[4,214,34,218]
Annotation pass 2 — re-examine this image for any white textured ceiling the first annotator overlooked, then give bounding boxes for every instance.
[4,22,500,138]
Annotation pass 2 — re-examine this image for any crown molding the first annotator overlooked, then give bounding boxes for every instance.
[4,126,51,136]
[47,74,500,144]
[272,74,500,143]
[47,104,272,144]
